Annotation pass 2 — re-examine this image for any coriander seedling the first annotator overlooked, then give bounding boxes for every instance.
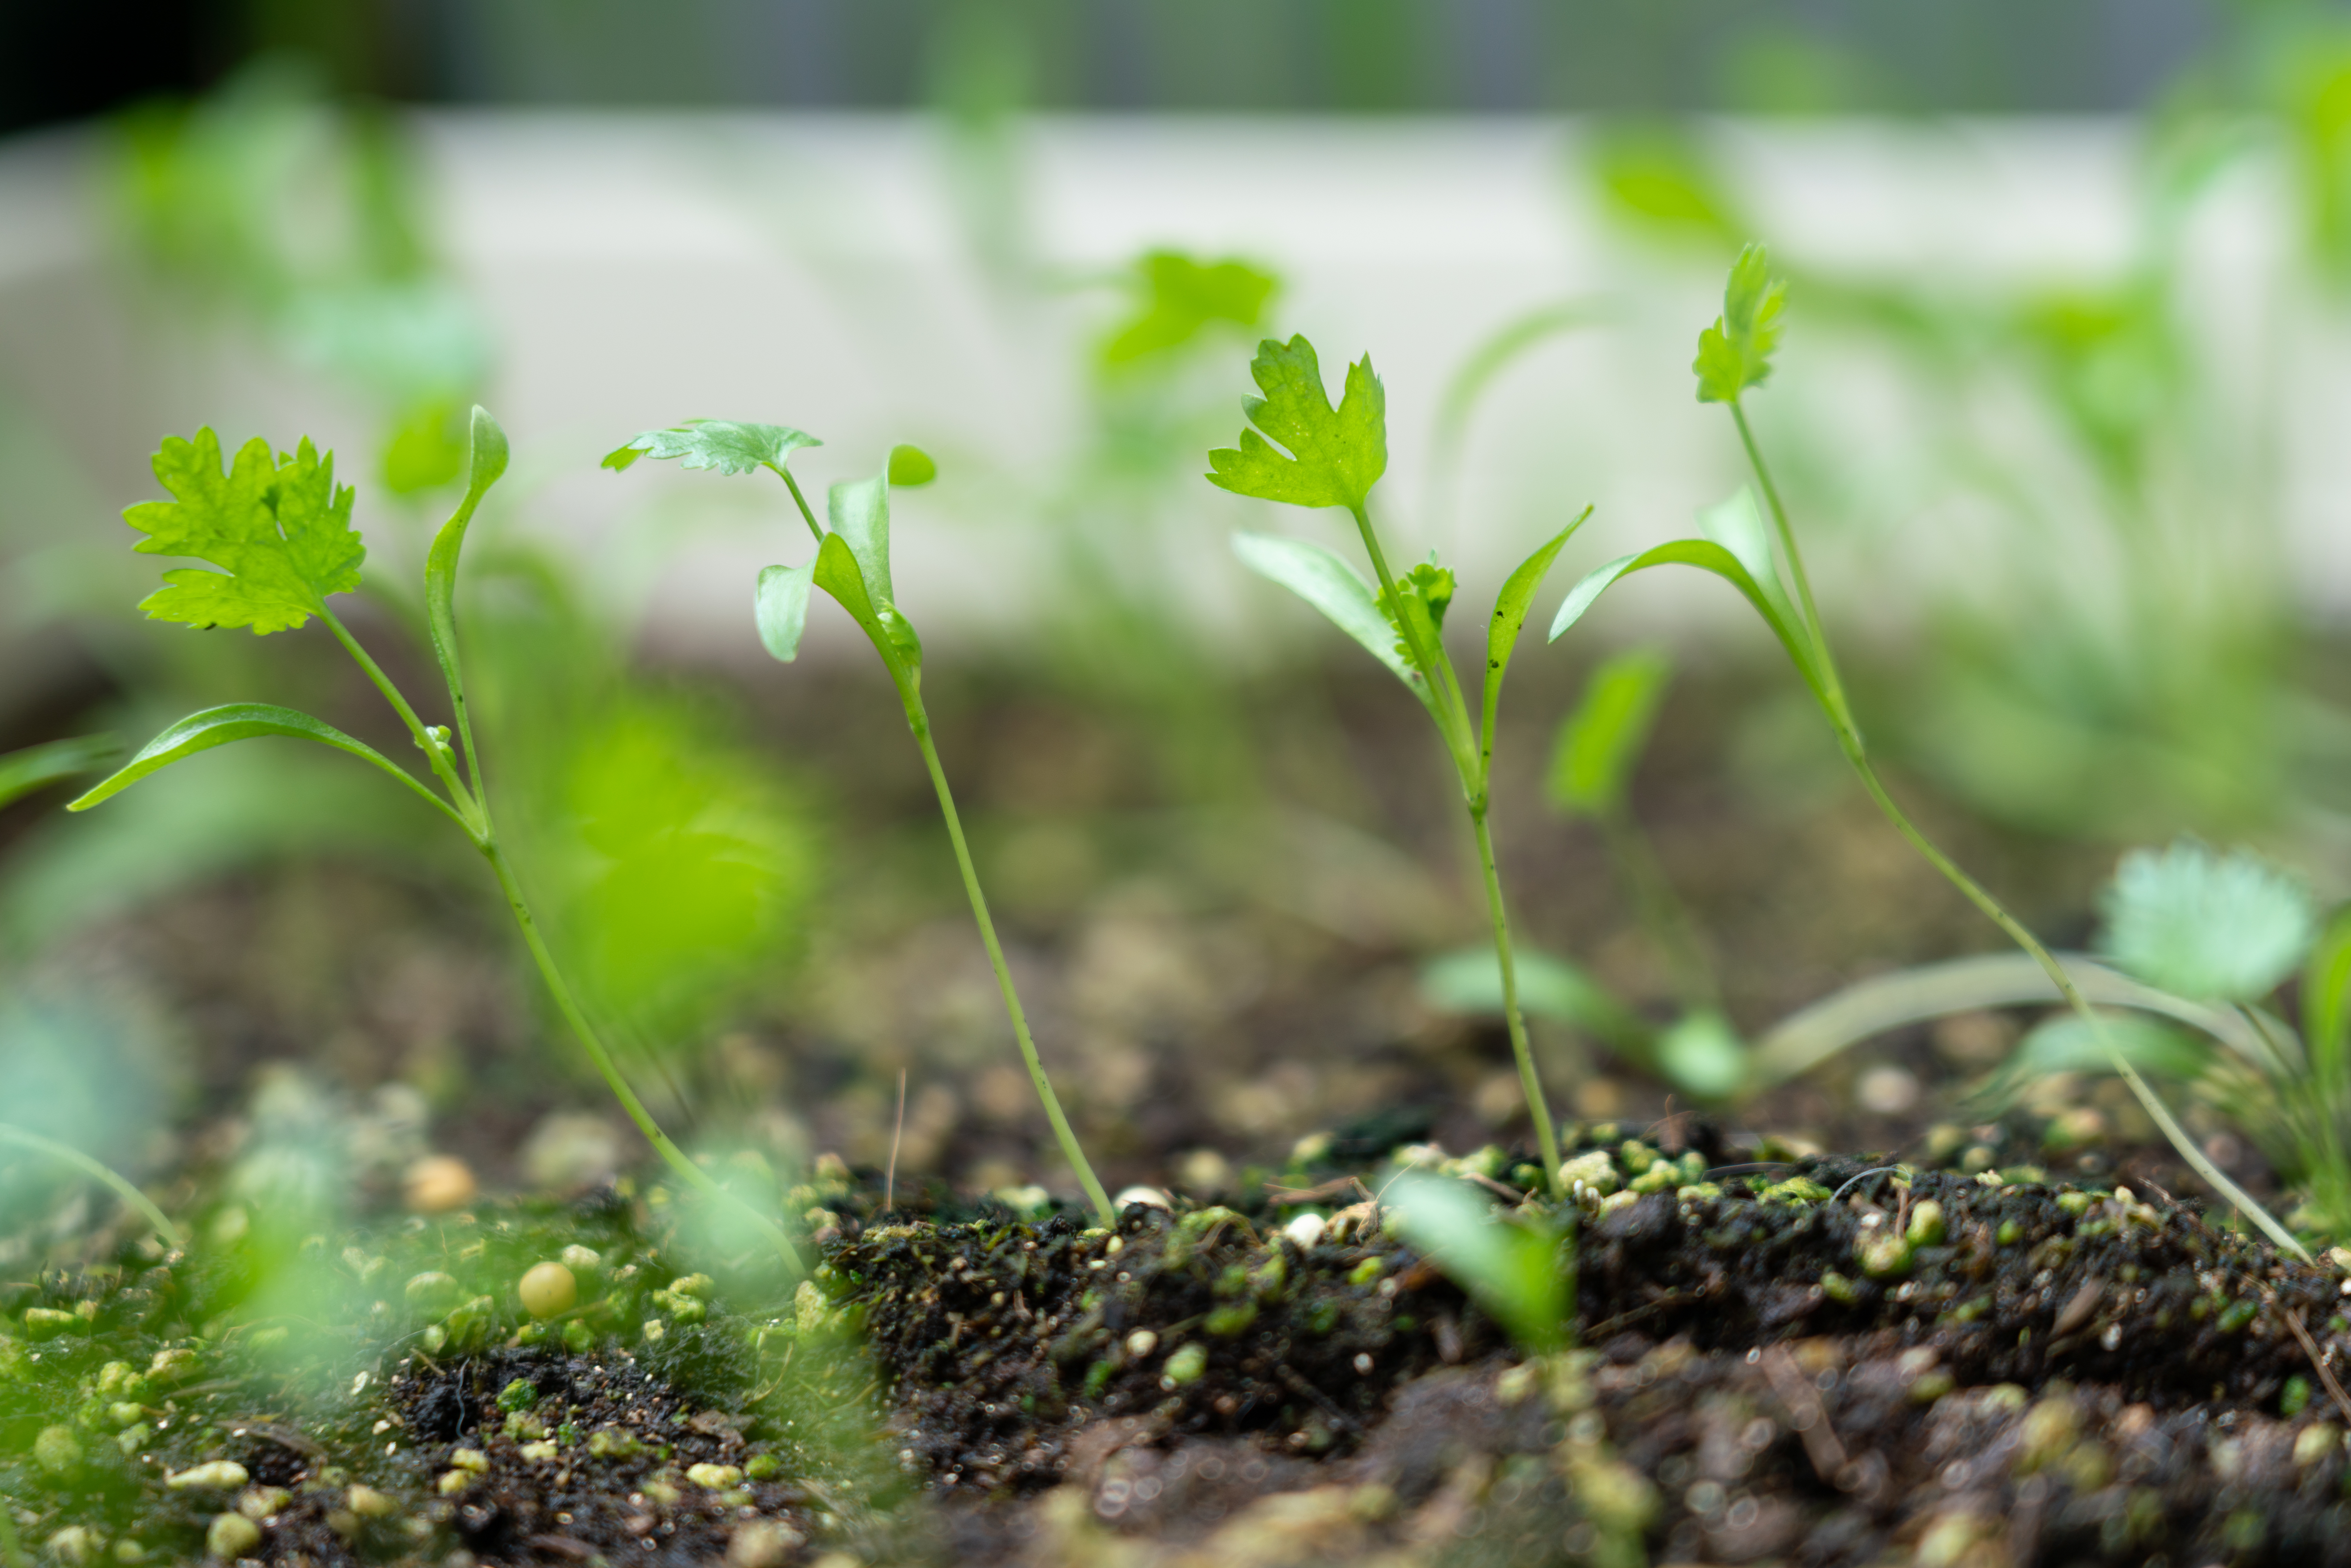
[605,421,1117,1227]
[69,413,805,1274]
[1550,246,2305,1258]
[1206,336,1592,1195]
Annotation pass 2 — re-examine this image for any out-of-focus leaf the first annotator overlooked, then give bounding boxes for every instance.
[602,420,821,477]
[1104,251,1277,365]
[755,563,817,663]
[125,430,364,633]
[1389,1174,1566,1353]
[2097,839,2316,1003]
[1693,243,1788,404]
[1981,1012,2215,1108]
[1420,945,1650,1053]
[1654,1010,1748,1102]
[67,703,459,825]
[0,736,118,811]
[1232,530,1421,694]
[380,395,469,495]
[2303,903,2351,1089]
[1206,336,1386,512]
[887,444,939,487]
[1548,646,1672,818]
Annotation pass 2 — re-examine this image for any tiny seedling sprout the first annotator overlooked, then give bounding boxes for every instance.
[1548,245,2306,1259]
[1206,337,1593,1196]
[69,412,807,1274]
[605,422,1117,1228]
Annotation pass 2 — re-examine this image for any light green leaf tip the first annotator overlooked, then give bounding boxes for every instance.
[1205,335,1387,512]
[603,420,821,476]
[2096,838,2316,1003]
[1388,1174,1564,1354]
[887,444,939,487]
[1693,243,1788,405]
[125,429,365,634]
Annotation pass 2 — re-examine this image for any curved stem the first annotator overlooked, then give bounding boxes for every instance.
[898,685,1117,1227]
[481,841,806,1273]
[0,1123,183,1251]
[1471,808,1564,1196]
[1727,406,2306,1259]
[318,604,475,819]
[770,464,826,546]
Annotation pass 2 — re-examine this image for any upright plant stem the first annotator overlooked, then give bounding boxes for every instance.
[0,1124,184,1251]
[1471,809,1565,1197]
[899,690,1117,1228]
[482,841,807,1272]
[1350,504,1559,1193]
[1732,398,2309,1260]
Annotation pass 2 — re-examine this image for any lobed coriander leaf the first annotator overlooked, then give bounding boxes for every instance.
[1380,560,1455,666]
[602,420,820,476]
[126,430,365,633]
[2096,839,2316,1003]
[1693,243,1788,404]
[1104,251,1278,365]
[1206,336,1386,511]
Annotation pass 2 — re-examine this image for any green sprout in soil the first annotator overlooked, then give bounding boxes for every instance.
[604,422,1118,1228]
[1549,244,2305,1259]
[1207,337,1592,1196]
[66,411,805,1274]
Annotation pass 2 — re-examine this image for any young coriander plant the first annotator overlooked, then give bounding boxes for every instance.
[66,412,807,1274]
[604,421,1118,1228]
[1548,245,2306,1258]
[1205,336,1593,1196]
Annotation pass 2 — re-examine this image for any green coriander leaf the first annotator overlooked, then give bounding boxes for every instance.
[2097,839,2316,1003]
[66,702,461,827]
[1693,243,1788,404]
[754,562,816,662]
[1482,508,1596,759]
[1549,539,1827,711]
[828,474,897,608]
[602,420,821,476]
[887,444,939,487]
[1230,530,1421,696]
[1379,560,1455,663]
[126,430,365,633]
[1548,646,1672,819]
[1103,251,1277,365]
[1205,336,1386,511]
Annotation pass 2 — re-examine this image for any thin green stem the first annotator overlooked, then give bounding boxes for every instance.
[0,1123,184,1251]
[1731,403,1853,732]
[319,604,475,818]
[1347,503,1476,771]
[1728,401,2308,1260]
[898,685,1117,1227]
[482,841,807,1273]
[1471,808,1564,1197]
[0,1499,23,1568]
[770,464,826,545]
